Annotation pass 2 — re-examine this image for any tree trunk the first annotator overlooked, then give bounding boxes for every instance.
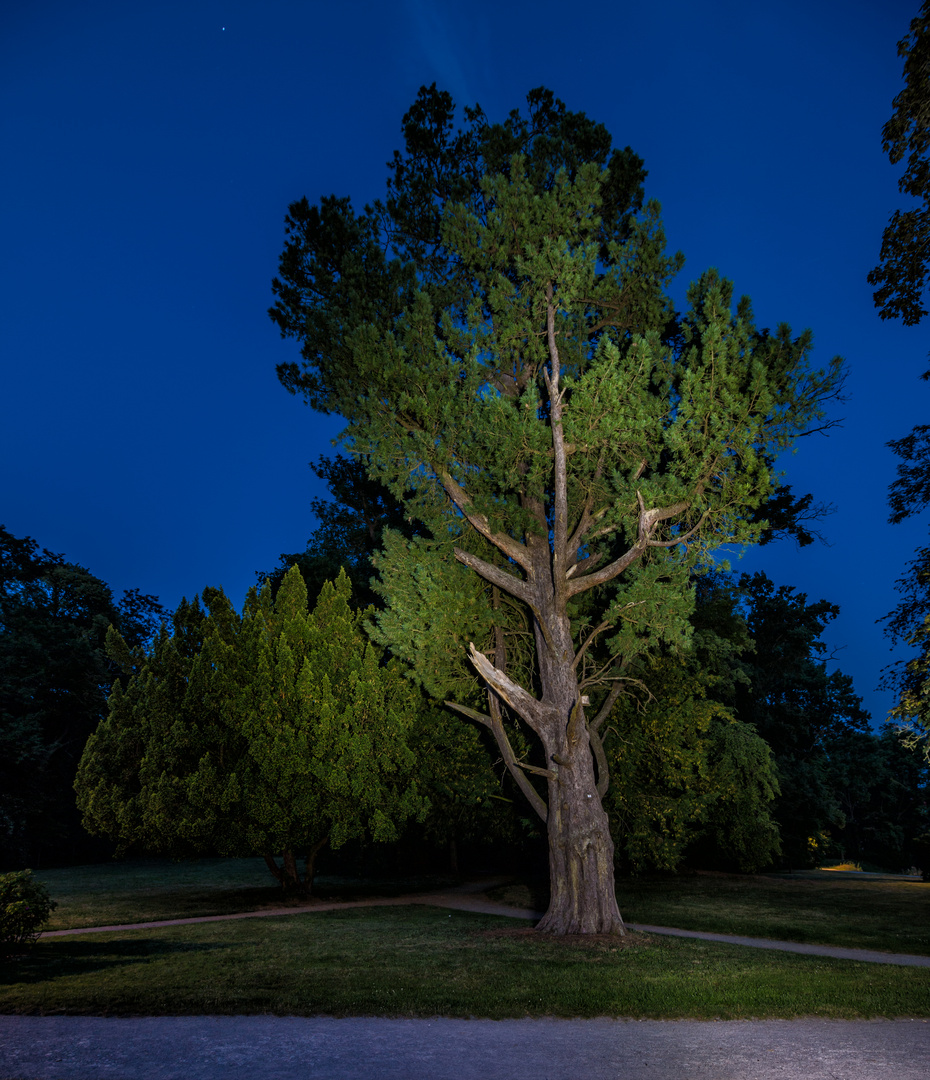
[536,760,625,935]
[304,836,328,894]
[531,573,625,935]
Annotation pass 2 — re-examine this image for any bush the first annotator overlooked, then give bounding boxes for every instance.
[0,870,56,956]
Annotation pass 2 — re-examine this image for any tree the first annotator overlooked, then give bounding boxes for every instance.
[0,525,163,867]
[76,567,425,894]
[606,655,781,875]
[869,1,930,325]
[870,3,930,754]
[270,87,845,933]
[826,724,929,872]
[728,572,872,868]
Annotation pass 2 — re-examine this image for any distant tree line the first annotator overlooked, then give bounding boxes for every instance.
[0,525,163,868]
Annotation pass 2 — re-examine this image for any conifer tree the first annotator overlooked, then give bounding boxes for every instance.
[270,88,844,932]
[76,568,424,894]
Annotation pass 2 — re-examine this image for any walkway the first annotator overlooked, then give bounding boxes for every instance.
[3,1015,930,1080]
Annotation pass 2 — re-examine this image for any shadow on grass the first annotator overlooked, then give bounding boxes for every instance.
[0,937,232,986]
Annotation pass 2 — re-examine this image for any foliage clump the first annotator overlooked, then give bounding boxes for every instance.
[0,870,56,956]
[76,566,425,895]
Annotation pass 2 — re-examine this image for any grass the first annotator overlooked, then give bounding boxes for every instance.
[1,858,928,1018]
[491,869,930,956]
[2,905,929,1019]
[30,857,458,930]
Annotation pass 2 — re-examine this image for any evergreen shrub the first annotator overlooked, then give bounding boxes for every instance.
[0,870,56,955]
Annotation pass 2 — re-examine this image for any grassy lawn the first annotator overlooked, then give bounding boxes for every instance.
[3,905,929,1019]
[492,869,930,956]
[31,858,458,930]
[3,859,928,1019]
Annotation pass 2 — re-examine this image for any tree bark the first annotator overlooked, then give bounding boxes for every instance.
[533,592,625,935]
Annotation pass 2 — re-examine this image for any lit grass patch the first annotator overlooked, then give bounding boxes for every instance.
[1,906,928,1019]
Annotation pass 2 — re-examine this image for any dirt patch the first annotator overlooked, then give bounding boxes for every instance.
[476,926,653,950]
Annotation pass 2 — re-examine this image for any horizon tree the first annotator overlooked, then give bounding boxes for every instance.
[269,86,845,933]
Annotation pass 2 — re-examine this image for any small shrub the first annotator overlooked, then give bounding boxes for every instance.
[0,870,57,956]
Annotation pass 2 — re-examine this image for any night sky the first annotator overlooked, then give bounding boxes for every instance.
[2,0,926,723]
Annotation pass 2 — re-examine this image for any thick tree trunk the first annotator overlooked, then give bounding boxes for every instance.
[531,566,625,935]
[264,840,327,898]
[536,762,625,935]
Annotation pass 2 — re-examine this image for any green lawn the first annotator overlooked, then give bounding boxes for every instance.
[3,905,929,1019]
[2,859,927,1019]
[492,869,930,956]
[31,857,458,930]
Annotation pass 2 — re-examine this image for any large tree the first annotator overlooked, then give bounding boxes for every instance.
[723,572,872,868]
[270,87,844,933]
[870,3,930,753]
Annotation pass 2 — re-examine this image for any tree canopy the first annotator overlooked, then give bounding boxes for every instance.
[869,0,930,325]
[269,86,845,933]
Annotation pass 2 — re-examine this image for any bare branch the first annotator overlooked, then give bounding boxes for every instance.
[572,620,611,671]
[443,700,493,728]
[445,698,549,822]
[512,759,558,780]
[587,723,610,800]
[467,642,548,730]
[545,291,570,598]
[589,683,626,733]
[439,468,532,572]
[453,547,533,605]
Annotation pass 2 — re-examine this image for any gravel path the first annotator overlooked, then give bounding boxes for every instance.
[2,1015,930,1080]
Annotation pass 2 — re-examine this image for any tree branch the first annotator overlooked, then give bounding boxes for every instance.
[545,290,570,602]
[453,547,533,605]
[567,495,691,597]
[466,642,548,731]
[444,698,549,822]
[439,468,532,572]
[587,722,610,800]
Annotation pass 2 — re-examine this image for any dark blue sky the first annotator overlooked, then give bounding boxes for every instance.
[1,0,926,722]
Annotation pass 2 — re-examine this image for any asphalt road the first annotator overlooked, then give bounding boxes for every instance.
[1,1015,929,1080]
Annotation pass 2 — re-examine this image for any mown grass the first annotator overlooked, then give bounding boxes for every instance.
[621,870,930,956]
[2,905,929,1019]
[491,869,930,956]
[31,858,458,930]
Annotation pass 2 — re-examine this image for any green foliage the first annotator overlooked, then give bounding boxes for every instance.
[75,567,425,893]
[869,1,930,325]
[881,419,930,759]
[826,726,929,873]
[270,86,844,930]
[0,869,56,955]
[721,572,878,869]
[606,647,781,875]
[606,658,722,872]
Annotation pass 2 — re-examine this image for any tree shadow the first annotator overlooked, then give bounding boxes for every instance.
[0,936,233,987]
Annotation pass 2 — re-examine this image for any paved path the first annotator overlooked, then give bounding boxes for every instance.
[2,1016,930,1080]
